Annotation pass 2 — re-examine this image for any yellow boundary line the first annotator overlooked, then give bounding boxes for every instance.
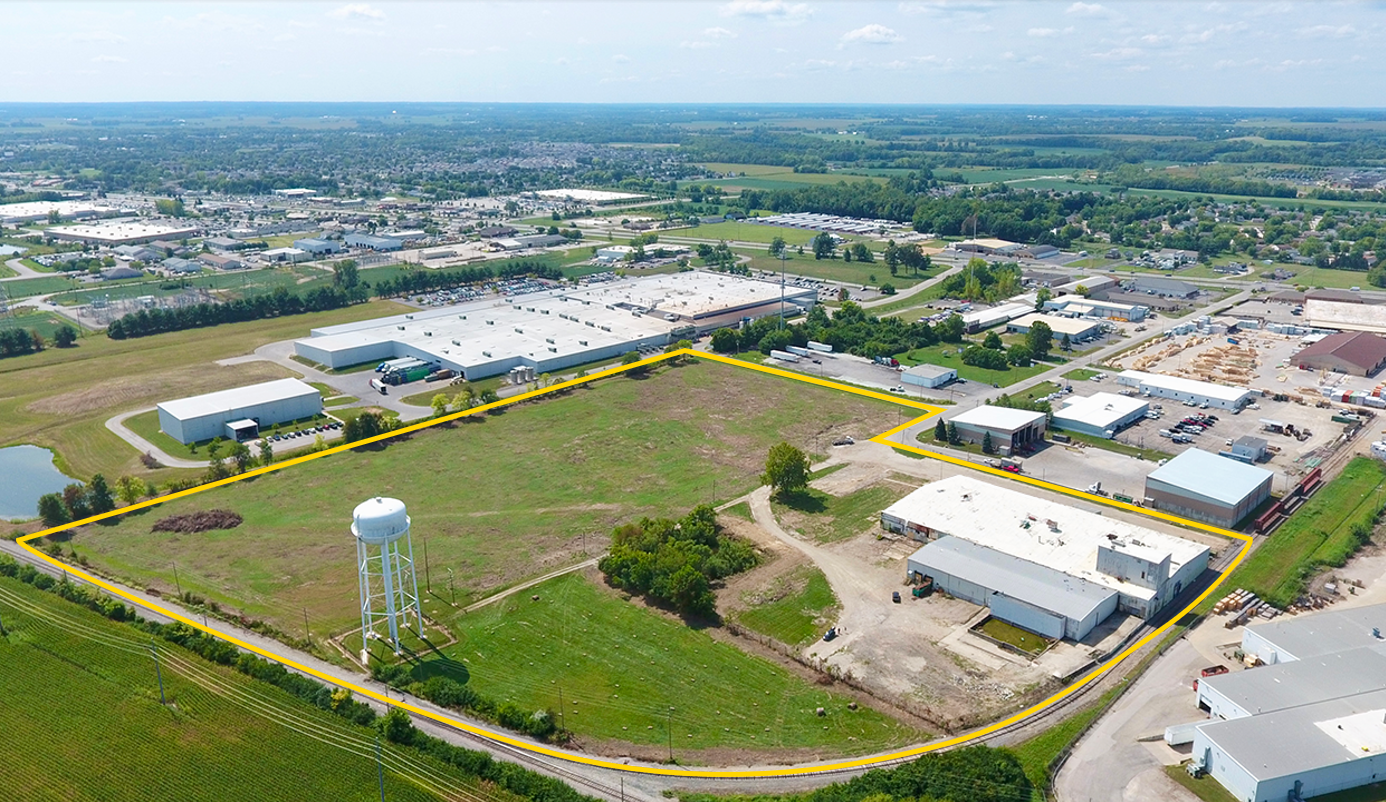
[16,349,1252,778]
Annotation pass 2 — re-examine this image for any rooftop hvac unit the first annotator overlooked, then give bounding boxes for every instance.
[482,350,491,357]
[548,346,557,353]
[459,314,466,319]
[541,309,549,314]
[397,325,405,331]
[424,331,432,337]
[526,307,534,312]
[515,327,523,334]
[545,338,555,344]
[486,320,494,325]
[579,340,587,346]
[452,340,460,346]
[585,320,595,327]
[406,314,414,319]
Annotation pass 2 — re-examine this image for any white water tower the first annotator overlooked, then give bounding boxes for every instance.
[352,497,423,663]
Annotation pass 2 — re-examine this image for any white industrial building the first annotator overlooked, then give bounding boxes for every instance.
[1052,392,1149,439]
[949,406,1047,452]
[156,378,322,444]
[532,188,647,205]
[1145,448,1273,529]
[46,221,200,245]
[1006,312,1104,342]
[0,200,121,225]
[901,364,957,389]
[1304,299,1386,335]
[295,272,816,380]
[1182,604,1386,802]
[961,301,1035,333]
[886,476,1210,638]
[1116,370,1255,411]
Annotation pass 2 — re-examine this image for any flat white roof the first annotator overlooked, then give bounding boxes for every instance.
[883,475,1209,602]
[534,188,646,203]
[0,200,118,221]
[47,221,199,244]
[904,363,956,379]
[158,378,318,421]
[951,406,1047,432]
[1054,392,1148,429]
[962,302,1034,328]
[1305,299,1386,335]
[1118,370,1252,403]
[1010,312,1102,337]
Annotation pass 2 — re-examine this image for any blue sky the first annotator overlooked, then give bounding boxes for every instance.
[10,1,1385,106]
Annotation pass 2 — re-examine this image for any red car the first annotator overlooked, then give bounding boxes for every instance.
[1002,464,1022,474]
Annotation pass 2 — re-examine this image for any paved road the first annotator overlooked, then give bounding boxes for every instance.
[2,256,45,281]
[104,407,207,469]
[860,265,961,310]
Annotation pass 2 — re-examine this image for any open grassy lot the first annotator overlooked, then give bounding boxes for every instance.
[0,309,84,340]
[1062,368,1102,382]
[773,482,916,544]
[0,299,410,487]
[71,360,903,634]
[1216,457,1386,609]
[682,220,824,246]
[893,342,1053,387]
[0,576,477,802]
[734,566,839,646]
[424,572,917,755]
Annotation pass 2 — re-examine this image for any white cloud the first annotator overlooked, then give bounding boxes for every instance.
[720,0,812,25]
[704,27,738,38]
[1090,47,1142,61]
[72,31,127,44]
[1139,33,1169,44]
[329,3,385,21]
[680,41,717,50]
[612,54,630,63]
[1299,24,1355,38]
[424,48,476,57]
[1066,2,1107,15]
[90,55,127,63]
[1028,27,1073,38]
[841,24,903,45]
[1125,64,1150,72]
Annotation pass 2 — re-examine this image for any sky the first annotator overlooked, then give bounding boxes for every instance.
[8,1,1386,107]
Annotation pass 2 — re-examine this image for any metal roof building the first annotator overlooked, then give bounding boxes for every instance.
[901,363,957,389]
[1116,370,1255,410]
[1006,312,1104,341]
[1296,331,1386,377]
[1052,392,1149,439]
[1145,448,1273,529]
[907,536,1118,640]
[882,476,1210,625]
[1242,603,1386,666]
[1305,299,1386,335]
[949,406,1047,452]
[157,378,321,444]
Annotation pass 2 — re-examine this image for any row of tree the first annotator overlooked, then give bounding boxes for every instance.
[106,285,365,339]
[598,504,758,618]
[371,260,564,299]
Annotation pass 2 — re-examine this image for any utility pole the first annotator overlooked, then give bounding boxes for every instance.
[150,640,166,705]
[446,567,455,606]
[667,708,674,763]
[172,561,182,599]
[779,250,786,327]
[303,608,311,644]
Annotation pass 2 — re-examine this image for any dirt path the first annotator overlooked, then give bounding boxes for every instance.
[463,556,602,612]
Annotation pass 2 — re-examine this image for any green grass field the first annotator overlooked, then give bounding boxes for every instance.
[893,343,1053,387]
[0,299,411,488]
[1216,457,1386,609]
[0,309,84,340]
[73,360,904,635]
[773,482,916,544]
[1165,765,1241,802]
[0,576,488,802]
[975,617,1049,656]
[1010,685,1125,801]
[1062,368,1102,382]
[740,251,935,290]
[424,572,917,754]
[680,220,825,246]
[735,566,839,646]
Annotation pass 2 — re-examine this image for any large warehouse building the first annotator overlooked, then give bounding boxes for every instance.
[1144,448,1273,529]
[1052,392,1149,439]
[1182,604,1386,802]
[157,378,322,444]
[1295,331,1386,377]
[1116,370,1255,410]
[295,272,816,380]
[885,476,1210,639]
[948,406,1047,452]
[1305,299,1386,335]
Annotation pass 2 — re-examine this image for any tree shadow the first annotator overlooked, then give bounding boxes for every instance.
[407,655,472,685]
[777,489,827,514]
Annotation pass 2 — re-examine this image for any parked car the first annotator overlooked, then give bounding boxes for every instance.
[892,591,902,604]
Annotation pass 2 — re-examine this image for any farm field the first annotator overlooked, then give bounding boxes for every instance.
[0,575,488,802]
[424,571,919,756]
[71,359,905,635]
[0,299,411,488]
[1214,457,1386,609]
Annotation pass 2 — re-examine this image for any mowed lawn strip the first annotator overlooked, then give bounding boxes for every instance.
[774,483,916,544]
[435,572,917,753]
[74,360,903,634]
[0,577,477,802]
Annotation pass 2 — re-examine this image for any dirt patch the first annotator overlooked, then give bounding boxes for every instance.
[28,361,294,417]
[152,510,244,534]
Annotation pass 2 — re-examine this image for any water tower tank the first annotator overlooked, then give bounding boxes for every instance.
[351,497,410,544]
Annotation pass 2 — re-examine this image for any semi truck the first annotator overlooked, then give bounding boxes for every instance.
[769,349,801,363]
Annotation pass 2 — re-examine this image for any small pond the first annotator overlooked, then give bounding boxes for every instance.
[0,445,77,520]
